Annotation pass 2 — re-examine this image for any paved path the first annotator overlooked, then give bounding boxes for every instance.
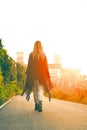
[0,94,87,130]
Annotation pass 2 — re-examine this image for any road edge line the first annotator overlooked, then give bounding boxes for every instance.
[0,96,15,109]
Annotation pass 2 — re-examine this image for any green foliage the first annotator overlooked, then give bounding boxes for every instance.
[16,63,26,85]
[0,38,26,106]
[0,39,18,83]
[0,75,3,85]
[0,39,4,49]
[0,82,22,106]
[0,68,3,85]
[8,58,17,81]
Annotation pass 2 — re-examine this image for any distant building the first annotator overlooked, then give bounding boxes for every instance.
[48,64,62,78]
[16,52,24,64]
[61,68,81,81]
[54,55,61,64]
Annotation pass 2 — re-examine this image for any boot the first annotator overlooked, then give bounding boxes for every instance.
[34,103,38,111]
[37,101,42,112]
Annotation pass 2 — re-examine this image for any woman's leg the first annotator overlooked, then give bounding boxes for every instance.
[33,80,39,104]
[33,80,44,112]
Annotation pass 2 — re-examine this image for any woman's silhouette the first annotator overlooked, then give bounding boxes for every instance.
[21,40,53,112]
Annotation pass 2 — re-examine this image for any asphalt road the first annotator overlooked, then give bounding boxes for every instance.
[0,94,87,130]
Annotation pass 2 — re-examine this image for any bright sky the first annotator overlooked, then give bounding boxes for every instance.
[0,0,87,74]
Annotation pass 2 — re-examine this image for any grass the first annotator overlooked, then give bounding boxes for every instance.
[47,80,87,105]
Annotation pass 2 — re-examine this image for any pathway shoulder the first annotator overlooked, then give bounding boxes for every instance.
[0,96,16,109]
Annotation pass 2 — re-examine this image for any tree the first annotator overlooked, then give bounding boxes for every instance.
[0,39,26,86]
[0,67,3,85]
[0,39,17,83]
[0,39,4,49]
[16,63,26,83]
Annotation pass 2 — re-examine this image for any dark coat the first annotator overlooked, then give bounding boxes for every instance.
[22,52,53,98]
[26,53,50,82]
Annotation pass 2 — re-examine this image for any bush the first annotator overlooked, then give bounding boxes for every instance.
[50,86,87,105]
[0,82,22,106]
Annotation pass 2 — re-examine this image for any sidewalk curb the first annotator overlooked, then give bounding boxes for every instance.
[0,96,15,109]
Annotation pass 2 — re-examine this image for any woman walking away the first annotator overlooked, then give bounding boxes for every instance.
[21,40,53,112]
